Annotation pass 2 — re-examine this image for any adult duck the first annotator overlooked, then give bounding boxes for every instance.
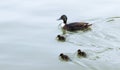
[58,15,92,31]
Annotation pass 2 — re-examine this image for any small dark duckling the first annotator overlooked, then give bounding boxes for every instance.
[77,49,87,57]
[59,53,70,61]
[58,15,92,31]
[56,35,66,41]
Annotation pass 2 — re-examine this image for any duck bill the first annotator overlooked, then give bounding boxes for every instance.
[57,18,61,20]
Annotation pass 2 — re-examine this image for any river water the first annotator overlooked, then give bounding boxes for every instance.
[0,0,120,70]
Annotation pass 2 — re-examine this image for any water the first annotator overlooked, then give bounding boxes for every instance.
[0,0,120,70]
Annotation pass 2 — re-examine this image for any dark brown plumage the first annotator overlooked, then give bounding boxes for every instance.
[77,49,87,57]
[56,35,66,41]
[58,15,92,31]
[59,53,70,61]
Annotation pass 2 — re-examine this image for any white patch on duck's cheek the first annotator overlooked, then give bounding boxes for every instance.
[61,23,65,27]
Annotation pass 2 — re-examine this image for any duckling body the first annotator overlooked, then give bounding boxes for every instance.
[56,35,66,41]
[77,49,87,57]
[59,53,70,61]
[58,15,92,31]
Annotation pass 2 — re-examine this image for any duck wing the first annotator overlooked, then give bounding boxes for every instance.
[65,22,92,31]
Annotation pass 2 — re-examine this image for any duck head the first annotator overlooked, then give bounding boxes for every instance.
[60,53,64,56]
[57,35,61,38]
[78,49,81,53]
[58,15,67,24]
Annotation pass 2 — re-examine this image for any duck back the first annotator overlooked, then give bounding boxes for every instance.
[63,22,91,31]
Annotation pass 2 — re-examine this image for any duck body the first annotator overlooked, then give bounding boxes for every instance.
[59,53,70,61]
[77,49,87,57]
[56,35,66,41]
[63,22,92,31]
[58,15,92,31]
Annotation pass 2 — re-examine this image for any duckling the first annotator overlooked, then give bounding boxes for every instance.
[59,53,70,61]
[56,35,66,41]
[77,49,87,57]
[58,15,92,31]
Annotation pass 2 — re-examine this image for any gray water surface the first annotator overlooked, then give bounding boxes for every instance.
[0,0,120,70]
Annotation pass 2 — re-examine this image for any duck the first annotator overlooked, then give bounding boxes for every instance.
[77,49,87,57]
[59,53,70,61]
[58,15,92,31]
[56,35,66,41]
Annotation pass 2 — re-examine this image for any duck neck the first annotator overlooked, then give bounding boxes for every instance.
[63,20,67,25]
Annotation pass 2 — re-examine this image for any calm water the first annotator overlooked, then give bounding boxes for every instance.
[0,0,120,70]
